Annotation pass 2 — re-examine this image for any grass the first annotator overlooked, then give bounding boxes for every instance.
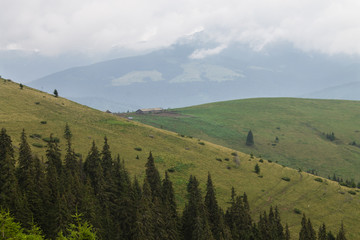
[2,80,360,238]
[130,98,360,183]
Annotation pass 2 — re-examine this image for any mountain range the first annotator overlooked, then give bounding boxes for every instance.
[29,38,360,112]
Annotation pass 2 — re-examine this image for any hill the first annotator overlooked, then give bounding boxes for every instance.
[28,40,360,112]
[130,98,360,183]
[2,79,360,238]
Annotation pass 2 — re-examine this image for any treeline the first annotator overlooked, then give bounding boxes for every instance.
[0,126,347,239]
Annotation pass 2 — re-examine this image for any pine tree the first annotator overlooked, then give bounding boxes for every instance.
[134,179,155,240]
[16,129,35,192]
[182,175,214,240]
[318,223,327,240]
[204,173,223,240]
[0,128,25,222]
[336,222,346,240]
[54,89,58,97]
[145,152,162,200]
[246,130,254,146]
[162,171,179,240]
[285,223,290,240]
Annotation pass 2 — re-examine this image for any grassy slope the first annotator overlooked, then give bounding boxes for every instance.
[1,80,360,238]
[131,98,360,183]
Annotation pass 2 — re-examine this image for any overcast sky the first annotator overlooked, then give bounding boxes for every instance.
[1,0,360,57]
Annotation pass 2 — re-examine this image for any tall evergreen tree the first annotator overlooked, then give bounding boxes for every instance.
[145,152,162,200]
[204,173,224,240]
[161,171,179,240]
[336,222,346,240]
[182,175,214,240]
[246,130,254,146]
[16,129,35,192]
[0,128,25,222]
[318,223,327,240]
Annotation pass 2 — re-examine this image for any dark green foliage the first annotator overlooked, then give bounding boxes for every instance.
[134,147,142,151]
[299,214,316,240]
[145,152,162,200]
[294,208,302,214]
[54,89,58,97]
[40,121,47,124]
[30,133,42,139]
[281,177,290,182]
[318,223,327,240]
[182,175,214,240]
[336,222,346,240]
[0,128,24,222]
[255,163,260,174]
[348,190,356,195]
[32,143,44,148]
[246,130,254,146]
[315,178,323,182]
[42,137,60,143]
[326,132,336,141]
[198,142,205,145]
[19,83,23,89]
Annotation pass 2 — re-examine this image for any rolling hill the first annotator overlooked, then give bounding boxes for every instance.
[2,79,360,238]
[129,98,360,183]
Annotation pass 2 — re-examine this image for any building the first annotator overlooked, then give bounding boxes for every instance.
[136,108,163,114]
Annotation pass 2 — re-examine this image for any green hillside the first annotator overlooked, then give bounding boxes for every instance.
[1,80,360,238]
[130,98,360,183]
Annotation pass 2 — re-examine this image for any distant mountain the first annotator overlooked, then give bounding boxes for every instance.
[29,39,360,112]
[303,81,360,100]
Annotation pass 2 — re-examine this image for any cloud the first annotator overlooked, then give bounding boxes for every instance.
[112,70,163,86]
[189,44,227,59]
[1,0,360,56]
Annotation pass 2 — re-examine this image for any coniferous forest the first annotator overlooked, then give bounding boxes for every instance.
[0,126,347,239]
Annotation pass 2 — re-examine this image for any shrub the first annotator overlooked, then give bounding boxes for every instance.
[32,143,44,148]
[136,155,139,159]
[167,168,175,173]
[30,133,42,139]
[134,147,142,151]
[42,137,60,143]
[281,177,290,182]
[40,121,47,124]
[231,152,237,156]
[224,158,230,161]
[35,102,40,105]
[258,175,263,178]
[314,178,323,183]
[198,142,205,145]
[259,159,264,163]
[216,158,222,162]
[267,160,272,163]
[294,208,301,214]
[348,190,356,195]
[226,166,231,170]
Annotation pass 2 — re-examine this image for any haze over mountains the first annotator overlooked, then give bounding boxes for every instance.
[29,37,360,112]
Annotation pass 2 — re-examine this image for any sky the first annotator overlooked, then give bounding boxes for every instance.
[2,0,360,57]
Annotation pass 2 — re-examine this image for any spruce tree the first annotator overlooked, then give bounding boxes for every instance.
[285,223,290,240]
[336,222,346,240]
[246,130,254,146]
[162,171,179,240]
[182,175,214,240]
[318,223,327,240]
[204,173,223,240]
[16,129,35,192]
[0,128,24,222]
[145,152,162,200]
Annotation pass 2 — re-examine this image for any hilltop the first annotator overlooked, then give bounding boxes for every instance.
[130,98,360,183]
[1,79,360,238]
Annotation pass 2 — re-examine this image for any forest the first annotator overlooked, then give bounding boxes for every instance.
[0,125,347,239]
